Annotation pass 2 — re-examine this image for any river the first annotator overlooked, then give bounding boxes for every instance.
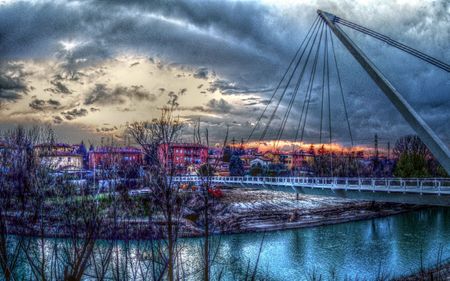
[9,207,450,280]
[177,207,450,280]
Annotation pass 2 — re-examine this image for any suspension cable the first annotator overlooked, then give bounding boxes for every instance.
[325,28,333,177]
[329,27,360,178]
[260,20,324,141]
[329,28,353,147]
[247,16,320,142]
[334,17,450,73]
[275,22,326,146]
[319,28,326,144]
[299,23,326,142]
[293,25,324,144]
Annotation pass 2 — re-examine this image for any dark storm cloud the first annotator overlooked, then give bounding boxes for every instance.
[96,126,118,133]
[45,79,72,95]
[0,0,288,85]
[47,99,62,107]
[29,99,46,111]
[193,68,209,79]
[84,84,156,106]
[29,98,62,111]
[53,115,63,124]
[0,63,30,102]
[178,88,187,95]
[207,79,274,95]
[61,108,89,120]
[206,98,233,113]
[0,0,448,142]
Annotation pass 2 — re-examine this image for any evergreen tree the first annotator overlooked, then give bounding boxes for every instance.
[249,164,264,176]
[229,155,244,176]
[77,141,88,169]
[222,146,232,162]
[198,163,215,176]
[392,135,446,177]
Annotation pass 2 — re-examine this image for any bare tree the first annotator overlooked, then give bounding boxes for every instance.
[128,102,184,281]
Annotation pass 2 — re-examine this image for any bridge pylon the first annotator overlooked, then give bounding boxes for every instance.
[317,10,450,175]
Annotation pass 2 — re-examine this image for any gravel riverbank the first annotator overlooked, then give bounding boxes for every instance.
[5,188,421,239]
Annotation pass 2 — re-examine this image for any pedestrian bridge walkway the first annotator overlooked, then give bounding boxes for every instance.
[172,176,450,206]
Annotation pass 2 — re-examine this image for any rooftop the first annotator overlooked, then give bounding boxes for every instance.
[35,143,72,148]
[91,146,142,153]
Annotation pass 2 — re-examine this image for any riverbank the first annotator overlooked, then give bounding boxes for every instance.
[5,188,421,239]
[209,188,420,235]
[395,261,450,280]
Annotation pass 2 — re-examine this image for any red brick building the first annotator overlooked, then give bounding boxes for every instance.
[89,146,143,169]
[158,143,208,174]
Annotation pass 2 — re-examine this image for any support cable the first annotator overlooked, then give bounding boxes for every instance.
[329,27,360,178]
[260,20,324,141]
[298,24,326,142]
[293,25,324,143]
[247,16,320,142]
[329,29,354,147]
[275,22,325,146]
[325,28,333,177]
[319,28,327,144]
[335,17,450,72]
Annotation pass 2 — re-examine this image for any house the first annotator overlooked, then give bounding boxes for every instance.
[158,143,208,174]
[244,147,258,156]
[263,151,281,164]
[89,146,143,170]
[240,154,256,173]
[34,143,83,171]
[250,156,272,168]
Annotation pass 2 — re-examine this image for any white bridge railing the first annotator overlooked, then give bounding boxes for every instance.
[172,176,450,195]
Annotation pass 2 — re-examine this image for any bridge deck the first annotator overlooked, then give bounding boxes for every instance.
[173,176,450,206]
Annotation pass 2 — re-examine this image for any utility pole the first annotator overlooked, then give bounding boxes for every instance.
[374,134,379,160]
[387,141,391,159]
[318,10,450,175]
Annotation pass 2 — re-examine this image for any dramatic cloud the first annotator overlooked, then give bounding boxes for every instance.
[29,98,62,111]
[53,115,63,124]
[45,79,72,95]
[61,108,88,120]
[84,84,156,106]
[47,99,62,107]
[29,99,46,111]
[193,68,209,79]
[96,126,118,133]
[0,0,448,144]
[0,63,29,102]
[206,98,233,114]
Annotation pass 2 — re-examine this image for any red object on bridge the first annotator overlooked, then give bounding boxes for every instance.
[208,188,223,198]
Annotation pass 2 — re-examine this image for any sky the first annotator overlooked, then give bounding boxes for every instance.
[0,0,448,149]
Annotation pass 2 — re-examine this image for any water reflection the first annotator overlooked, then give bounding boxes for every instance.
[211,207,450,280]
[11,208,450,280]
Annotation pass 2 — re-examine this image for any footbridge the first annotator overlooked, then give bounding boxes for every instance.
[173,176,450,206]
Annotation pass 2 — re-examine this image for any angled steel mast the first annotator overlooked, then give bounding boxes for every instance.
[317,10,450,175]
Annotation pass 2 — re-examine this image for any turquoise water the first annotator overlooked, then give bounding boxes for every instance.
[178,207,450,280]
[6,207,450,280]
